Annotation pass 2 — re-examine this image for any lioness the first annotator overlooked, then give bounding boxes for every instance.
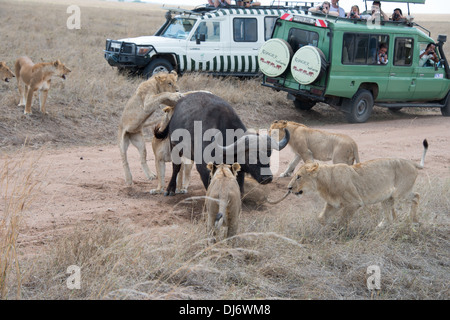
[206,163,242,242]
[288,139,428,228]
[1,62,15,82]
[269,120,360,177]
[150,106,193,194]
[119,70,182,186]
[15,56,71,114]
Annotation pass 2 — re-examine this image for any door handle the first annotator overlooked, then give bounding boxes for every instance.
[390,73,396,76]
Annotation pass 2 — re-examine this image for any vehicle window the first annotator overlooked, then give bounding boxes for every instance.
[342,33,389,65]
[191,21,221,42]
[287,28,319,51]
[234,18,257,42]
[264,17,278,41]
[161,18,196,39]
[394,38,413,66]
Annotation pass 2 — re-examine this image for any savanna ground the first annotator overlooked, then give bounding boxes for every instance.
[0,0,449,300]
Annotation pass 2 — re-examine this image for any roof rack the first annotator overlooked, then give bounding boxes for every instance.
[187,2,315,13]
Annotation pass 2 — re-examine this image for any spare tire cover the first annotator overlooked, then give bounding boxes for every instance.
[290,46,327,85]
[258,39,293,77]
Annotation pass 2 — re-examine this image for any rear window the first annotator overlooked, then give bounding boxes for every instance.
[287,27,319,51]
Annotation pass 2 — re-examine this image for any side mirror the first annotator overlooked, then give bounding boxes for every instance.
[196,33,206,45]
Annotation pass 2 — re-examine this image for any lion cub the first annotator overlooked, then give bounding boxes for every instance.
[269,120,360,177]
[0,62,15,82]
[118,71,183,186]
[150,106,193,194]
[205,163,242,242]
[288,140,428,228]
[15,56,71,114]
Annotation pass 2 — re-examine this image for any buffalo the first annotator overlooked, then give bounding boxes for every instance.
[154,92,290,195]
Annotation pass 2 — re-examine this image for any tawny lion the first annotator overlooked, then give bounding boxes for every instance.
[150,106,193,194]
[288,139,428,228]
[119,70,182,186]
[15,56,71,114]
[206,163,242,242]
[269,120,360,177]
[0,62,15,82]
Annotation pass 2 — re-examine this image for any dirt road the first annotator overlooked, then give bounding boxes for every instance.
[13,114,448,251]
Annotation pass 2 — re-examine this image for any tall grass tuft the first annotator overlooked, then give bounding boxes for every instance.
[0,148,43,299]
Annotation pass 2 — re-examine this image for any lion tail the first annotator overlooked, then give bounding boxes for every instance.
[215,195,229,229]
[153,122,169,140]
[417,139,428,169]
[14,59,22,84]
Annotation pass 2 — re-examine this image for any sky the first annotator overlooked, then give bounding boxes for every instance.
[140,0,450,14]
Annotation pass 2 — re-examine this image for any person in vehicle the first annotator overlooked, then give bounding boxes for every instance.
[391,8,406,21]
[329,0,346,17]
[419,43,440,67]
[347,5,362,19]
[309,1,338,16]
[377,42,388,65]
[208,0,231,7]
[361,1,389,21]
[237,0,261,6]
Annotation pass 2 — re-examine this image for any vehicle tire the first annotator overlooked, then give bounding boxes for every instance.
[258,38,293,77]
[343,89,374,123]
[143,58,174,79]
[442,94,450,116]
[294,98,316,110]
[290,46,327,85]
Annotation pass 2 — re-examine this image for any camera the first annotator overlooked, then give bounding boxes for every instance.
[393,13,400,20]
[350,11,355,17]
[319,6,324,11]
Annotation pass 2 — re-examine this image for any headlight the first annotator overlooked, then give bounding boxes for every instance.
[137,46,152,56]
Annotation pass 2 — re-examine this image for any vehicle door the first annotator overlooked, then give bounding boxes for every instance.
[230,16,261,73]
[185,19,226,72]
[412,42,446,100]
[386,37,416,99]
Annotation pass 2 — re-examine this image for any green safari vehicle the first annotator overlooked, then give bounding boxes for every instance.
[258,0,450,123]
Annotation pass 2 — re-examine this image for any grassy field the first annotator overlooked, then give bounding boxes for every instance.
[0,0,449,300]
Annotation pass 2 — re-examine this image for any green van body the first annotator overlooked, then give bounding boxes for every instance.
[260,11,450,122]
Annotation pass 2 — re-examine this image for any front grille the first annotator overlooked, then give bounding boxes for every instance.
[106,40,135,54]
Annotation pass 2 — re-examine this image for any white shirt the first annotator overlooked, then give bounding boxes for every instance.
[419,49,435,67]
[330,5,346,17]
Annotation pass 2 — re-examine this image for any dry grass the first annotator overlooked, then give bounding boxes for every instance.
[6,175,447,300]
[0,0,449,300]
[0,147,43,299]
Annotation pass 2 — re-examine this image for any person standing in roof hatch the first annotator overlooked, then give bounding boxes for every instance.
[330,0,346,17]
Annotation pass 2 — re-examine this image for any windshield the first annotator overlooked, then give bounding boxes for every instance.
[161,17,196,39]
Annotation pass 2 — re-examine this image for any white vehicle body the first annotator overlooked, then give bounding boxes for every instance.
[104,5,305,77]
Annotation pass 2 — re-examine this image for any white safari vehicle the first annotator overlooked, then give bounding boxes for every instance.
[104,3,309,77]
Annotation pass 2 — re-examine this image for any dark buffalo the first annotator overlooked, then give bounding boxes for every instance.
[154,92,290,195]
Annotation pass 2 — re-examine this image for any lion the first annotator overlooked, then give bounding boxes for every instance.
[15,56,71,114]
[150,106,194,194]
[119,70,182,186]
[0,62,15,82]
[242,176,290,206]
[205,163,242,242]
[287,139,428,228]
[269,120,360,177]
[118,70,208,185]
